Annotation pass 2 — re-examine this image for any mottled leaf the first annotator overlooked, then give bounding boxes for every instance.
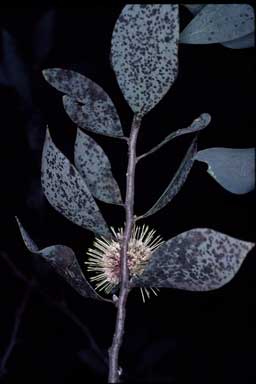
[139,113,210,160]
[42,68,123,137]
[74,128,123,205]
[195,147,255,194]
[183,4,205,15]
[180,4,254,44]
[142,138,197,218]
[33,9,56,63]
[41,129,112,238]
[62,94,123,138]
[111,5,179,115]
[222,32,255,49]
[133,228,254,291]
[16,217,103,300]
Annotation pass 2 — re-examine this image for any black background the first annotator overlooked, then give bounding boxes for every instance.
[0,4,255,383]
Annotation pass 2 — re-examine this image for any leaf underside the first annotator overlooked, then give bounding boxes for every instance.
[180,4,254,45]
[42,68,124,137]
[41,129,112,238]
[111,4,179,115]
[195,147,255,194]
[75,128,123,205]
[133,228,254,291]
[16,217,102,300]
[222,32,255,49]
[142,138,197,218]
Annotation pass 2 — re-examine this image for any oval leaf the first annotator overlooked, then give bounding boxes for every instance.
[180,4,254,44]
[142,138,197,218]
[41,129,112,238]
[42,68,123,137]
[222,32,255,49]
[16,217,103,300]
[195,147,255,194]
[62,95,123,138]
[133,228,254,291]
[111,5,179,115]
[75,128,123,205]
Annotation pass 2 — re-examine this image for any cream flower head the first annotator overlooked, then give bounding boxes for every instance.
[85,225,163,300]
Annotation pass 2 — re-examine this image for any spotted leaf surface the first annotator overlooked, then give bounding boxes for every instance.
[41,129,111,238]
[140,113,210,159]
[74,128,122,205]
[42,68,123,137]
[142,138,197,218]
[222,32,255,49]
[195,147,255,194]
[16,217,103,300]
[111,5,179,115]
[133,228,254,291]
[180,4,254,44]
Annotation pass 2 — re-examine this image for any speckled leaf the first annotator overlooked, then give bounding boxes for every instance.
[74,128,122,205]
[222,32,255,49]
[41,129,111,238]
[42,68,123,137]
[62,94,123,138]
[16,217,103,300]
[195,147,255,194]
[140,113,210,159]
[142,138,197,218]
[111,5,179,115]
[180,4,254,44]
[133,228,255,291]
[183,4,205,15]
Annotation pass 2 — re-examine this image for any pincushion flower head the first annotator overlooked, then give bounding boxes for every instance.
[85,225,163,296]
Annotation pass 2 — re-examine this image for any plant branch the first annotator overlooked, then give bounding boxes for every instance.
[0,284,32,378]
[108,115,141,383]
[0,251,108,369]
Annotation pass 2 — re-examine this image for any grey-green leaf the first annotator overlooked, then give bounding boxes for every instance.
[62,94,123,138]
[111,5,179,116]
[195,147,255,194]
[139,113,210,160]
[16,217,103,300]
[183,4,205,15]
[133,228,254,291]
[74,128,123,205]
[142,138,197,218]
[180,4,255,44]
[42,68,123,137]
[41,129,112,238]
[222,32,255,49]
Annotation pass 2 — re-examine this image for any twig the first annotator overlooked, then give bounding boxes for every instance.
[0,251,108,369]
[108,115,142,383]
[0,284,32,378]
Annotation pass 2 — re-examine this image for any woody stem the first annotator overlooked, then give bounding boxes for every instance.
[108,114,141,383]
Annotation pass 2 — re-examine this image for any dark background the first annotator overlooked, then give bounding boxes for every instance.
[0,4,255,383]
